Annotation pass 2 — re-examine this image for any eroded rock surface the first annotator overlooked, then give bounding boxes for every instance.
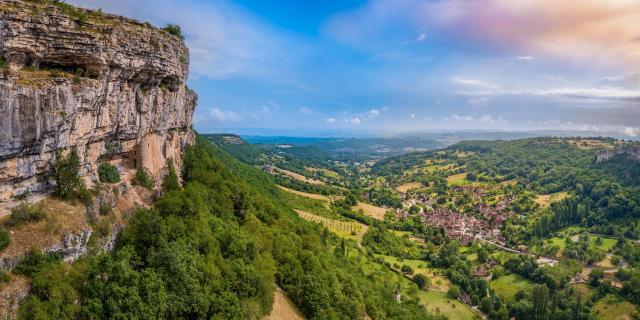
[0,0,196,206]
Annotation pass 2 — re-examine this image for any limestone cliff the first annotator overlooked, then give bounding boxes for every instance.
[0,0,197,206]
[595,146,640,164]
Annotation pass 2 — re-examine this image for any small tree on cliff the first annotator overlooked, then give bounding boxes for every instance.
[162,159,180,191]
[51,148,84,200]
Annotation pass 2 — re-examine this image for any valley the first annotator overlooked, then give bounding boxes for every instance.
[211,134,640,320]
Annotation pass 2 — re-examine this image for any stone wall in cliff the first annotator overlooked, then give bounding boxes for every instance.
[0,0,197,205]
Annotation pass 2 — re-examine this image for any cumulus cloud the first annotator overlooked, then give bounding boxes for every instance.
[325,117,337,123]
[350,117,362,125]
[623,127,639,137]
[208,107,240,122]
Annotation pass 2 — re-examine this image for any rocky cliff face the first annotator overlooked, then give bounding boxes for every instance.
[0,0,197,206]
[595,146,640,164]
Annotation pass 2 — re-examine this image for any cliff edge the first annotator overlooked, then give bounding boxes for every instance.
[0,0,197,207]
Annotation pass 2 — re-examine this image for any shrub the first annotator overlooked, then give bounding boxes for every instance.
[9,202,45,226]
[162,160,180,191]
[98,163,120,183]
[51,148,84,200]
[162,24,184,39]
[413,274,431,289]
[0,229,11,251]
[401,264,414,275]
[132,168,154,190]
[98,202,112,215]
[0,58,8,69]
[13,248,61,277]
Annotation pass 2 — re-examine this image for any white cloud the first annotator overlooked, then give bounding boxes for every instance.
[517,55,535,61]
[366,108,380,118]
[350,117,362,125]
[623,126,639,137]
[325,117,336,123]
[299,107,316,115]
[467,97,490,107]
[208,107,240,122]
[415,33,427,42]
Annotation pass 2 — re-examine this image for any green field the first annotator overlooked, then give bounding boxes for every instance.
[416,290,481,320]
[446,172,469,186]
[591,295,637,320]
[490,274,534,301]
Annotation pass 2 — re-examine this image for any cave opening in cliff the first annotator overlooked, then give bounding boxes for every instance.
[36,61,100,79]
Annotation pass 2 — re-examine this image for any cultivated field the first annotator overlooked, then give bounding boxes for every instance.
[295,209,368,242]
[353,201,388,220]
[275,168,325,185]
[446,172,468,185]
[277,185,331,202]
[396,182,422,193]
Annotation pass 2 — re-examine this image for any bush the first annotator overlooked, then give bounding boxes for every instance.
[413,274,431,289]
[162,24,184,39]
[401,264,414,275]
[0,229,11,251]
[132,168,154,189]
[98,163,120,183]
[13,248,61,277]
[51,148,84,200]
[9,202,45,226]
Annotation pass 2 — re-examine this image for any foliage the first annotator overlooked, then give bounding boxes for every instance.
[50,148,90,202]
[19,136,442,320]
[162,24,184,39]
[132,168,154,190]
[162,160,180,191]
[9,202,45,225]
[98,163,120,183]
[0,229,11,251]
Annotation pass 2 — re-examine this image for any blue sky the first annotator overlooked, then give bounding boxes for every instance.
[70,0,640,137]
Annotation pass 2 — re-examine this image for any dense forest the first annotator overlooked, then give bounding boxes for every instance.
[16,136,441,320]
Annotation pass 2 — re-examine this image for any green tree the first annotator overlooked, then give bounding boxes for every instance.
[532,284,549,320]
[51,148,84,200]
[162,160,180,191]
[413,274,431,289]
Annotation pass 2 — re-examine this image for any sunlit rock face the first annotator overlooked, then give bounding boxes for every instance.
[595,146,640,164]
[0,0,197,204]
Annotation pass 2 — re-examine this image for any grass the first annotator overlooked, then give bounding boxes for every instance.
[490,274,534,301]
[416,290,480,320]
[304,167,340,180]
[353,201,388,220]
[570,284,595,301]
[591,295,637,320]
[535,191,568,207]
[396,182,422,193]
[446,172,468,186]
[275,168,325,185]
[375,255,452,292]
[295,210,368,243]
[280,190,337,218]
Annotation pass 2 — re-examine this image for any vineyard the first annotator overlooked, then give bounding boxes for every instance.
[295,209,368,242]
